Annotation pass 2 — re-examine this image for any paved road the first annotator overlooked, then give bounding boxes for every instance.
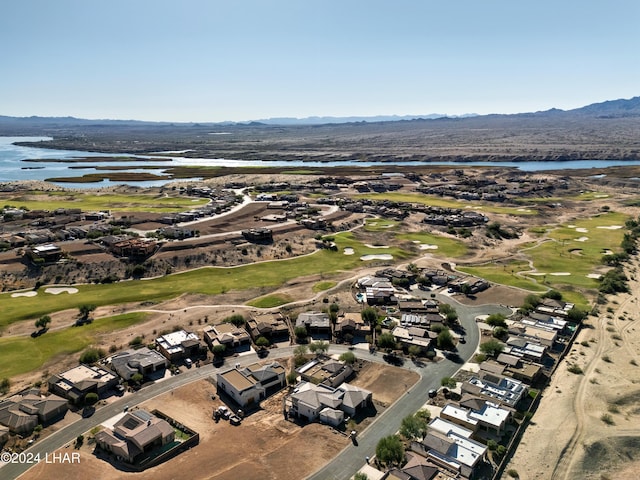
[306,292,509,480]
[2,293,507,480]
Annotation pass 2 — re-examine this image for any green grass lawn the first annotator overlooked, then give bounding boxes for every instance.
[1,191,209,213]
[312,281,337,292]
[1,233,412,328]
[246,294,293,308]
[397,232,468,258]
[525,212,628,289]
[459,212,628,302]
[355,192,538,216]
[0,312,147,379]
[457,261,548,293]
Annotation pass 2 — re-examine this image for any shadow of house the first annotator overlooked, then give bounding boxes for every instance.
[48,365,118,405]
[0,389,68,435]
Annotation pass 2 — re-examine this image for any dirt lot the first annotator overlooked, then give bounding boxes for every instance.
[505,255,640,480]
[22,360,419,480]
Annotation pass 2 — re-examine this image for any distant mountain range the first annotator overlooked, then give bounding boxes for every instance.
[0,96,638,128]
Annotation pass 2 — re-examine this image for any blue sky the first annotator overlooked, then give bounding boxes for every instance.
[1,1,638,122]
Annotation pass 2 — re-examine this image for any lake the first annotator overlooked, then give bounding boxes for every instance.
[2,136,640,189]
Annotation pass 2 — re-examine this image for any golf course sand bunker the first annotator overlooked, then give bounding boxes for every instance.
[550,272,571,276]
[576,227,589,233]
[419,244,439,250]
[575,236,589,242]
[570,249,583,255]
[597,225,623,230]
[360,254,393,261]
[343,247,355,255]
[11,291,38,298]
[45,287,79,295]
[587,273,602,279]
[364,244,390,249]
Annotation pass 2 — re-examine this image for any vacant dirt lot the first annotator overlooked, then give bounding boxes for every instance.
[22,360,419,480]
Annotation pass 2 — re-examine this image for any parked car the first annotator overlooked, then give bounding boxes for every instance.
[229,414,242,426]
[185,358,193,368]
[217,406,230,420]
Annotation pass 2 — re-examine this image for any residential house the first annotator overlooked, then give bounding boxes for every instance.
[0,389,68,434]
[508,322,558,347]
[459,397,512,436]
[203,323,251,352]
[286,381,372,423]
[296,357,354,388]
[296,311,331,336]
[156,330,201,362]
[334,312,370,340]
[110,347,168,381]
[411,430,487,479]
[95,410,175,464]
[391,326,436,354]
[48,364,118,404]
[246,312,289,342]
[216,362,286,408]
[461,372,527,408]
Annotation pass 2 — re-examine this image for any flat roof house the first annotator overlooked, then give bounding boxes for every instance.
[156,330,201,362]
[48,364,118,404]
[287,381,372,423]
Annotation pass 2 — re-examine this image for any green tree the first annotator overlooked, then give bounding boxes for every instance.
[131,373,144,385]
[294,344,308,358]
[441,376,457,388]
[255,336,270,348]
[35,315,51,330]
[354,473,369,480]
[339,351,357,365]
[480,339,505,357]
[375,434,405,467]
[212,344,226,357]
[79,347,106,364]
[408,345,421,358]
[377,332,397,349]
[486,313,507,328]
[75,434,84,449]
[437,329,455,350]
[84,392,99,406]
[415,409,431,422]
[78,304,96,322]
[361,307,378,324]
[400,413,428,440]
[294,325,308,342]
[224,314,246,327]
[286,370,298,385]
[0,378,10,395]
[309,340,329,354]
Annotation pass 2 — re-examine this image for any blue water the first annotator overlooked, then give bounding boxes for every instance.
[1,136,639,189]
